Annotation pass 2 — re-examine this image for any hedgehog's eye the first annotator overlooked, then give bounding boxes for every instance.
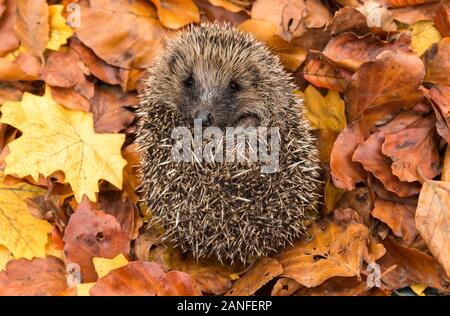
[229,80,241,93]
[183,75,194,88]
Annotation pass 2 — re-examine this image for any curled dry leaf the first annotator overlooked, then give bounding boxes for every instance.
[345,50,425,124]
[424,38,450,85]
[357,0,396,32]
[63,198,131,282]
[303,59,352,92]
[90,261,202,296]
[0,256,67,296]
[277,220,369,288]
[150,0,200,29]
[435,4,450,37]
[352,132,421,197]
[416,180,450,278]
[330,122,366,190]
[13,0,49,59]
[328,6,369,35]
[382,115,440,183]
[0,87,127,202]
[226,257,283,296]
[323,33,408,71]
[428,85,450,142]
[0,0,19,56]
[372,199,418,245]
[76,0,166,69]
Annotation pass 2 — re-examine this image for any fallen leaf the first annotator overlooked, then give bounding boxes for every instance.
[303,59,352,92]
[63,197,131,282]
[46,5,74,51]
[49,86,90,112]
[386,0,438,8]
[382,115,440,183]
[226,257,283,296]
[345,50,425,124]
[416,180,450,278]
[424,38,450,85]
[76,0,166,69]
[409,20,441,56]
[208,0,246,12]
[93,254,129,278]
[0,87,127,202]
[0,0,19,56]
[13,0,49,59]
[357,0,396,32]
[435,4,450,37]
[195,0,249,25]
[41,50,86,88]
[277,220,369,288]
[353,132,421,197]
[0,245,12,271]
[0,169,51,259]
[328,6,369,35]
[295,276,372,296]
[90,261,202,296]
[410,283,427,296]
[151,0,200,29]
[0,52,41,81]
[0,256,67,295]
[271,277,302,296]
[330,122,366,190]
[372,199,418,245]
[443,146,450,181]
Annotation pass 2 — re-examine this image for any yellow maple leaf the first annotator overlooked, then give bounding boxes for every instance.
[410,21,441,56]
[93,254,129,278]
[0,169,52,259]
[304,85,347,132]
[46,5,74,51]
[0,87,127,202]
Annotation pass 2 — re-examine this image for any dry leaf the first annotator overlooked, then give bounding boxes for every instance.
[46,5,74,51]
[424,38,450,85]
[328,6,369,35]
[277,220,369,288]
[0,0,19,56]
[428,85,450,143]
[0,256,67,296]
[0,52,41,81]
[416,180,450,278]
[435,4,450,37]
[0,87,127,202]
[271,277,301,296]
[303,59,352,92]
[386,0,438,8]
[93,254,129,278]
[151,0,200,29]
[226,257,283,296]
[409,20,441,56]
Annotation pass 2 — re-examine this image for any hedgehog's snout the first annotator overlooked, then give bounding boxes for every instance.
[194,110,213,127]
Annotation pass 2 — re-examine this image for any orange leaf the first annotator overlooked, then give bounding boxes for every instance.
[424,38,450,85]
[0,0,19,56]
[435,4,450,37]
[386,0,439,8]
[151,0,200,29]
[303,59,351,92]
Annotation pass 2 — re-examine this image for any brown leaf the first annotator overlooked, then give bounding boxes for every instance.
[0,256,67,296]
[63,197,131,282]
[171,251,236,295]
[41,50,86,88]
[76,0,166,69]
[426,85,450,142]
[70,37,123,86]
[49,86,90,112]
[295,276,373,296]
[382,114,441,182]
[303,59,352,92]
[195,0,249,25]
[0,0,19,56]
[277,220,369,288]
[424,38,450,85]
[150,0,200,29]
[435,4,450,37]
[391,1,444,24]
[0,53,41,81]
[90,261,202,296]
[323,33,408,71]
[378,237,448,291]
[386,0,439,8]
[353,132,421,197]
[226,257,283,296]
[345,50,425,124]
[372,199,418,245]
[271,277,301,296]
[328,6,369,35]
[89,86,137,133]
[416,180,450,278]
[13,0,49,59]
[122,143,142,203]
[330,122,366,190]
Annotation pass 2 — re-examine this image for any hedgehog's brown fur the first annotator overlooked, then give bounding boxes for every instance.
[136,24,322,264]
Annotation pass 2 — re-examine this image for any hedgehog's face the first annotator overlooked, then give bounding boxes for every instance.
[164,33,273,129]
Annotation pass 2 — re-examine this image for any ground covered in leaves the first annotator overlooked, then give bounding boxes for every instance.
[0,0,449,296]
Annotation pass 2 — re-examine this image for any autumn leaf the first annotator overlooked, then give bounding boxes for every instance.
[13,0,49,59]
[303,59,352,92]
[409,20,441,56]
[0,256,67,296]
[41,50,86,88]
[386,0,438,8]
[271,278,302,296]
[435,4,450,37]
[0,169,52,260]
[93,253,129,278]
[76,0,166,69]
[277,219,369,288]
[90,261,202,296]
[416,180,450,278]
[424,37,450,85]
[0,52,40,81]
[0,87,127,202]
[46,5,74,51]
[328,6,369,36]
[150,0,200,29]
[0,0,19,56]
[0,245,12,271]
[208,0,246,13]
[226,257,283,296]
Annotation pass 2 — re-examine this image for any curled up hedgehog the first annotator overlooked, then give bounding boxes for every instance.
[136,24,322,264]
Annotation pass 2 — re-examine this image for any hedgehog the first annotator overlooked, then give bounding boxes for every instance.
[136,23,322,264]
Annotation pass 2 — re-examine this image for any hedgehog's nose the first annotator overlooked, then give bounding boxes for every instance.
[194,110,213,127]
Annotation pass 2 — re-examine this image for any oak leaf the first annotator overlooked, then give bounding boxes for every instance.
[416,180,450,278]
[0,87,127,202]
[277,220,369,288]
[0,169,51,259]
